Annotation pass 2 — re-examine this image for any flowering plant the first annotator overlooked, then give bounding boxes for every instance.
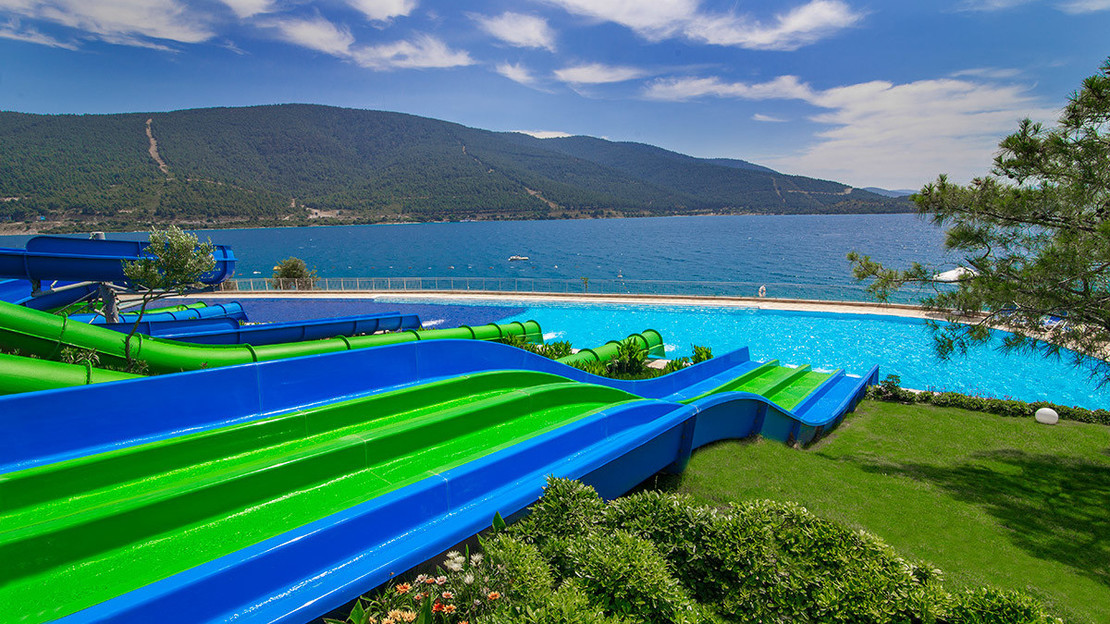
[324,548,504,624]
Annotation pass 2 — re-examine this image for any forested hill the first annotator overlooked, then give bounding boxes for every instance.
[0,104,910,231]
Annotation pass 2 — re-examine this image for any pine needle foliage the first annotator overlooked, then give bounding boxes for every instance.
[848,58,1110,384]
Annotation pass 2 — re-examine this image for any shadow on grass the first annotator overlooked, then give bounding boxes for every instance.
[851,449,1110,588]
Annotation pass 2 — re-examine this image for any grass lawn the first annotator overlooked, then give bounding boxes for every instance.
[656,400,1110,624]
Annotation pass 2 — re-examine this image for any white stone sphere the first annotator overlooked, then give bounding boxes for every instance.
[1034,407,1059,425]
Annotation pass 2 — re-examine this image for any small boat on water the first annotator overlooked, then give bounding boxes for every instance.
[508,255,529,261]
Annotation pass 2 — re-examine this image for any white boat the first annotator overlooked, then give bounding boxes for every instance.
[508,255,529,261]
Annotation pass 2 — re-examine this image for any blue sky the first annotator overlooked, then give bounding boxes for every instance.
[1,1,1108,189]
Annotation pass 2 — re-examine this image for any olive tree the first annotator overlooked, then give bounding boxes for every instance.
[848,58,1110,383]
[270,256,318,290]
[120,226,216,363]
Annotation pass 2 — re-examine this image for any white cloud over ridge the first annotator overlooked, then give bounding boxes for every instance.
[542,0,863,50]
[264,14,354,56]
[353,34,473,69]
[647,73,1057,188]
[475,12,556,51]
[517,130,572,138]
[554,62,648,84]
[261,14,471,70]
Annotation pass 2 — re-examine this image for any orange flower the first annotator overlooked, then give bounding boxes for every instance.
[395,583,411,594]
[424,578,438,585]
[444,605,457,614]
[441,591,453,600]
[487,592,501,601]
[432,602,445,613]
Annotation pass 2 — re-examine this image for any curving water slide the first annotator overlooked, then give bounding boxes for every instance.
[0,299,539,374]
[0,236,235,286]
[0,338,876,624]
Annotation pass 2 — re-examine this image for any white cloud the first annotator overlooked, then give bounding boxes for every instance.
[644,75,814,101]
[753,113,787,122]
[960,0,1110,11]
[1058,0,1110,11]
[958,0,1034,9]
[540,0,697,38]
[346,0,417,21]
[219,0,273,19]
[517,130,573,138]
[951,67,1023,80]
[684,0,864,51]
[0,18,76,48]
[352,34,473,70]
[542,0,862,50]
[264,15,354,56]
[555,62,648,84]
[647,72,1057,188]
[497,61,539,85]
[474,12,556,51]
[0,0,213,46]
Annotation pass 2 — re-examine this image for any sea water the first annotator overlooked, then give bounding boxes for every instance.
[0,214,951,292]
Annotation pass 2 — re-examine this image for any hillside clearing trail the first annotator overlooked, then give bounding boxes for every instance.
[145,118,170,176]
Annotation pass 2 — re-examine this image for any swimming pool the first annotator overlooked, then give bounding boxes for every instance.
[373,297,1110,410]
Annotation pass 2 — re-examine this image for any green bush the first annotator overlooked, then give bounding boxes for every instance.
[334,478,1058,624]
[866,375,1110,425]
[610,340,647,376]
[484,580,626,624]
[692,345,713,364]
[483,534,554,604]
[270,256,318,290]
[565,530,704,624]
[567,359,611,377]
[662,357,691,374]
[945,587,1062,624]
[538,340,574,360]
[602,491,722,603]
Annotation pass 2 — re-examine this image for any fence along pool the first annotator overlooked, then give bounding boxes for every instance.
[232,276,926,303]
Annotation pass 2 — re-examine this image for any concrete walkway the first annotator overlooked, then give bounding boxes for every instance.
[196,289,949,320]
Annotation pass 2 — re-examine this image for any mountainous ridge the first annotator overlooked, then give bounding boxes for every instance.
[0,104,911,232]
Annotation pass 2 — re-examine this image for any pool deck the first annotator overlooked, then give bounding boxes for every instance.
[191,289,955,321]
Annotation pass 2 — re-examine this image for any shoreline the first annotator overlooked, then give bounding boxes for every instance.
[0,211,919,238]
[190,289,948,321]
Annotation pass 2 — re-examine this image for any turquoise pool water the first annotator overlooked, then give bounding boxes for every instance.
[380,297,1110,410]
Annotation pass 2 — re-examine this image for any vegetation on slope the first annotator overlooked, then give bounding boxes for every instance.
[658,400,1110,624]
[0,104,910,231]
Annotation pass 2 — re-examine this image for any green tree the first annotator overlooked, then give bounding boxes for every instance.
[120,226,216,363]
[848,58,1110,383]
[270,256,318,290]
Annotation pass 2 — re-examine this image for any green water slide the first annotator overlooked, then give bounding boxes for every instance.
[0,353,141,395]
[0,300,541,374]
[682,359,832,410]
[556,329,665,365]
[0,371,643,622]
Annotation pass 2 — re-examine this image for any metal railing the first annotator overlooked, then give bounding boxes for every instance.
[226,276,923,304]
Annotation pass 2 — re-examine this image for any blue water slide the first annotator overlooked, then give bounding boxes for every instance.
[149,312,422,345]
[99,317,242,338]
[0,341,874,473]
[0,278,99,310]
[0,341,876,623]
[0,236,235,285]
[69,302,248,325]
